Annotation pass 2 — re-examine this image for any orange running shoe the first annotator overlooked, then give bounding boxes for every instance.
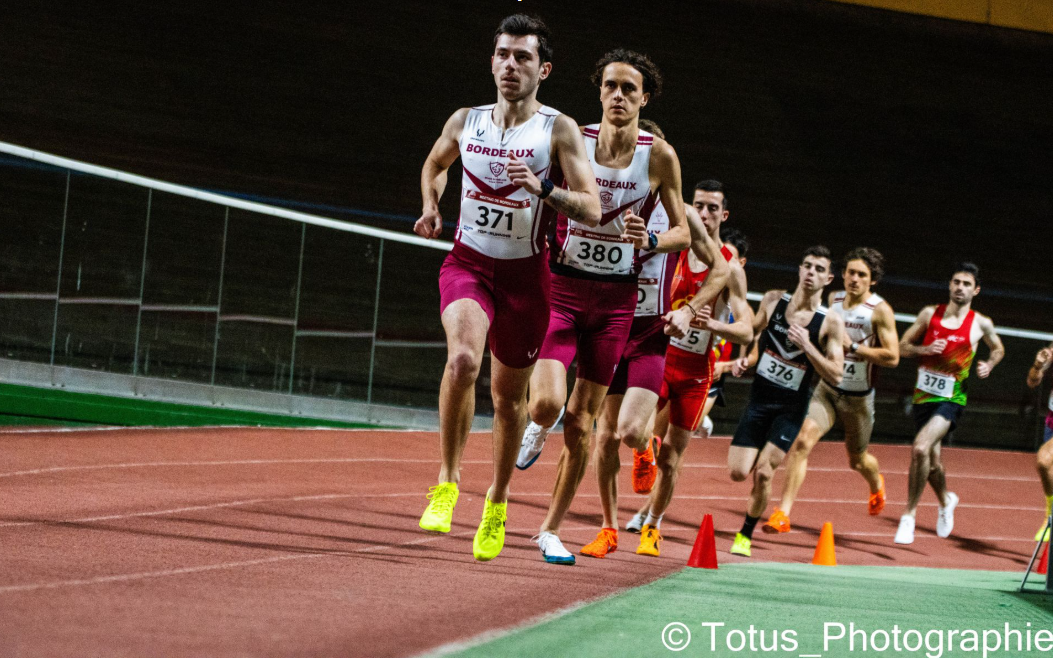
[580,527,618,558]
[632,436,661,494]
[762,508,791,534]
[868,474,886,516]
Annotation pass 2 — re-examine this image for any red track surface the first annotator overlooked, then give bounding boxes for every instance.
[0,427,1041,657]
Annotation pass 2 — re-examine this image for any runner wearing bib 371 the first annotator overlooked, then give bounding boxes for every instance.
[894,262,1004,545]
[764,248,900,535]
[413,15,602,563]
[1026,343,1053,542]
[523,50,729,566]
[726,246,845,558]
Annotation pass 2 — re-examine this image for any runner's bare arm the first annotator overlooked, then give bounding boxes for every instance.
[899,306,940,358]
[854,301,900,368]
[1027,344,1053,388]
[415,108,468,239]
[680,204,729,308]
[545,115,602,226]
[975,314,1005,379]
[732,290,780,375]
[789,312,844,386]
[705,261,754,345]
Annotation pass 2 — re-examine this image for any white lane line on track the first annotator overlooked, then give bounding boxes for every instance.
[0,458,1039,483]
[0,525,597,594]
[1,492,1041,530]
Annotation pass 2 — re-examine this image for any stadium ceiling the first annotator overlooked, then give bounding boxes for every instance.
[826,0,1053,35]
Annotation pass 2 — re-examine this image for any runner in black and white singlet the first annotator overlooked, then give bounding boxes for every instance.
[765,248,900,535]
[522,50,728,566]
[1026,342,1053,542]
[726,246,845,558]
[414,15,602,563]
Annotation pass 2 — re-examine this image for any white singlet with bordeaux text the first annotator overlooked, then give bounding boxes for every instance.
[832,291,883,392]
[554,125,653,277]
[634,199,677,316]
[456,104,559,259]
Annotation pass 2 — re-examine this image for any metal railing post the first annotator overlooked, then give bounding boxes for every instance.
[132,189,152,388]
[289,223,306,395]
[211,207,230,392]
[49,170,71,386]
[366,238,384,404]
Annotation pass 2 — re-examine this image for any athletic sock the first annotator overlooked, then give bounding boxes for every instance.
[740,515,760,539]
[645,513,663,529]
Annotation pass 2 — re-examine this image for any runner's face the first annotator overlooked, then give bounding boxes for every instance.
[949,272,978,305]
[692,190,728,235]
[599,63,648,126]
[843,259,872,296]
[799,255,833,293]
[491,34,550,101]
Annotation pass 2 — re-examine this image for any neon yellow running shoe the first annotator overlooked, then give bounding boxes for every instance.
[419,482,459,533]
[472,498,507,561]
[1035,524,1051,542]
[730,532,752,557]
[636,525,661,557]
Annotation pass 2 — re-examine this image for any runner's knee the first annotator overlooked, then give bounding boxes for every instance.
[754,463,775,486]
[491,391,524,418]
[529,396,563,427]
[445,350,482,387]
[1038,450,1053,473]
[729,467,749,482]
[562,410,594,445]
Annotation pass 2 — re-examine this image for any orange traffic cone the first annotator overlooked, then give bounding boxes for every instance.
[811,522,837,566]
[687,514,718,569]
[1038,543,1049,575]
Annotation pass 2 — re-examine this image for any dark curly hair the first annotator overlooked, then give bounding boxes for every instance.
[591,48,663,99]
[843,247,885,284]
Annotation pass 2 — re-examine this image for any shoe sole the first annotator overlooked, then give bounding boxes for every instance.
[636,549,660,557]
[626,526,643,534]
[761,523,788,534]
[730,548,751,557]
[542,555,576,565]
[894,536,914,545]
[419,524,451,533]
[515,451,543,471]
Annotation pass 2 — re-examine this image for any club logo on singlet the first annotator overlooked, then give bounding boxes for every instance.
[599,191,614,206]
[489,162,505,177]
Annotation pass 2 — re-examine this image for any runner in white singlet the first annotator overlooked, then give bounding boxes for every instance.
[413,15,601,562]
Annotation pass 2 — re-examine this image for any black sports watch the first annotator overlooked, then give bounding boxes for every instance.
[646,231,659,251]
[538,178,555,199]
[850,342,860,353]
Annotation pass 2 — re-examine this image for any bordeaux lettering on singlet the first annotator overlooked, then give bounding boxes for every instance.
[456,104,560,260]
[753,294,827,401]
[668,245,735,356]
[551,126,653,280]
[633,199,675,316]
[832,291,884,393]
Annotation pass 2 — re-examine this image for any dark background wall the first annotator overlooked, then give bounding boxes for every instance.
[1,0,1051,445]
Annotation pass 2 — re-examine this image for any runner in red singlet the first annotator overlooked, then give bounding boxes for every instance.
[619,181,753,558]
[414,15,602,562]
[894,263,1004,545]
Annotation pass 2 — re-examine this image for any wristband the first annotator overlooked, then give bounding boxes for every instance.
[538,178,555,199]
[685,304,698,318]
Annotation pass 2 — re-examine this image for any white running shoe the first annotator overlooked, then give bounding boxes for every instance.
[516,407,564,470]
[936,492,959,538]
[701,415,714,436]
[625,511,647,534]
[894,514,916,545]
[534,531,575,565]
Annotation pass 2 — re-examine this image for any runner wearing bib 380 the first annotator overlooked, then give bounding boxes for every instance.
[414,15,603,563]
[894,262,1004,545]
[765,248,899,535]
[725,246,845,558]
[522,50,728,566]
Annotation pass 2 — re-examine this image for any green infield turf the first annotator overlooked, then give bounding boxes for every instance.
[0,383,379,429]
[434,564,1053,658]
